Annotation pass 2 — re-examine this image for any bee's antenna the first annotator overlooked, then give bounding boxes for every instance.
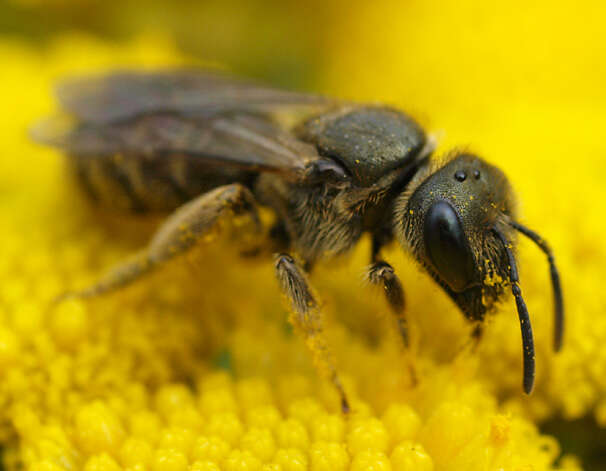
[509,221,564,352]
[493,228,535,394]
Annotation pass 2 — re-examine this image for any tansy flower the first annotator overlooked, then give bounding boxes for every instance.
[0,4,603,467]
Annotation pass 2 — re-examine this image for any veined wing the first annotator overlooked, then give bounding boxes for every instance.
[31,70,339,178]
[55,70,332,124]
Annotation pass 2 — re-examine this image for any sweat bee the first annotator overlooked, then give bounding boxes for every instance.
[32,70,563,411]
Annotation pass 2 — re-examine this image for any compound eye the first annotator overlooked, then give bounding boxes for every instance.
[423,201,476,292]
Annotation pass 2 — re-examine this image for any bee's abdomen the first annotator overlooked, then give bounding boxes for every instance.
[70,153,253,212]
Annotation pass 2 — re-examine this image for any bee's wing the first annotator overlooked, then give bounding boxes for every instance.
[55,70,332,124]
[32,70,336,178]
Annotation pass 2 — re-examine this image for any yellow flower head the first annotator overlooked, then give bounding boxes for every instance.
[0,0,604,466]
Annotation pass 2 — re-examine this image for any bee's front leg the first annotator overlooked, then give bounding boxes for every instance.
[54,183,261,303]
[368,234,408,347]
[274,254,350,413]
[367,261,408,347]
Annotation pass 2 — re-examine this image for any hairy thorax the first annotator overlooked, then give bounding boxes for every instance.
[255,170,405,264]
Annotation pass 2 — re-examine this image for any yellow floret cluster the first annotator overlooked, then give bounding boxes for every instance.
[0,12,604,470]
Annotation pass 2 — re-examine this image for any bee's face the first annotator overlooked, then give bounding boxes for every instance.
[397,153,516,319]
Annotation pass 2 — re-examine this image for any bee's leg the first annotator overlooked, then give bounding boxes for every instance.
[369,233,408,346]
[55,184,261,303]
[367,258,417,386]
[471,323,483,342]
[275,253,350,413]
[457,322,483,355]
[367,261,408,347]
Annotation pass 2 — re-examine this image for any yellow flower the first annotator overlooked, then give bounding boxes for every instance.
[0,0,602,465]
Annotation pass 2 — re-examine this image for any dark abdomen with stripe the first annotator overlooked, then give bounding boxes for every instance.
[70,152,254,212]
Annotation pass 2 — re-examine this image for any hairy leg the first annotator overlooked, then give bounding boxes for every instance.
[368,235,418,385]
[55,183,260,303]
[274,253,350,413]
[369,234,408,347]
[367,261,408,347]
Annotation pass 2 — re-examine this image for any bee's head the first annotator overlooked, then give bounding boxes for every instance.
[396,153,517,320]
[395,152,564,394]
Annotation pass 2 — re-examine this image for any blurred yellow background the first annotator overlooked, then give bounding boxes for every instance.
[1,0,606,470]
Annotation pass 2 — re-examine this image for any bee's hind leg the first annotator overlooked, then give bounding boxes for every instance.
[54,183,261,304]
[275,253,350,413]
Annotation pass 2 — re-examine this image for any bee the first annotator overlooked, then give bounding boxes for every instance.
[32,70,563,411]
